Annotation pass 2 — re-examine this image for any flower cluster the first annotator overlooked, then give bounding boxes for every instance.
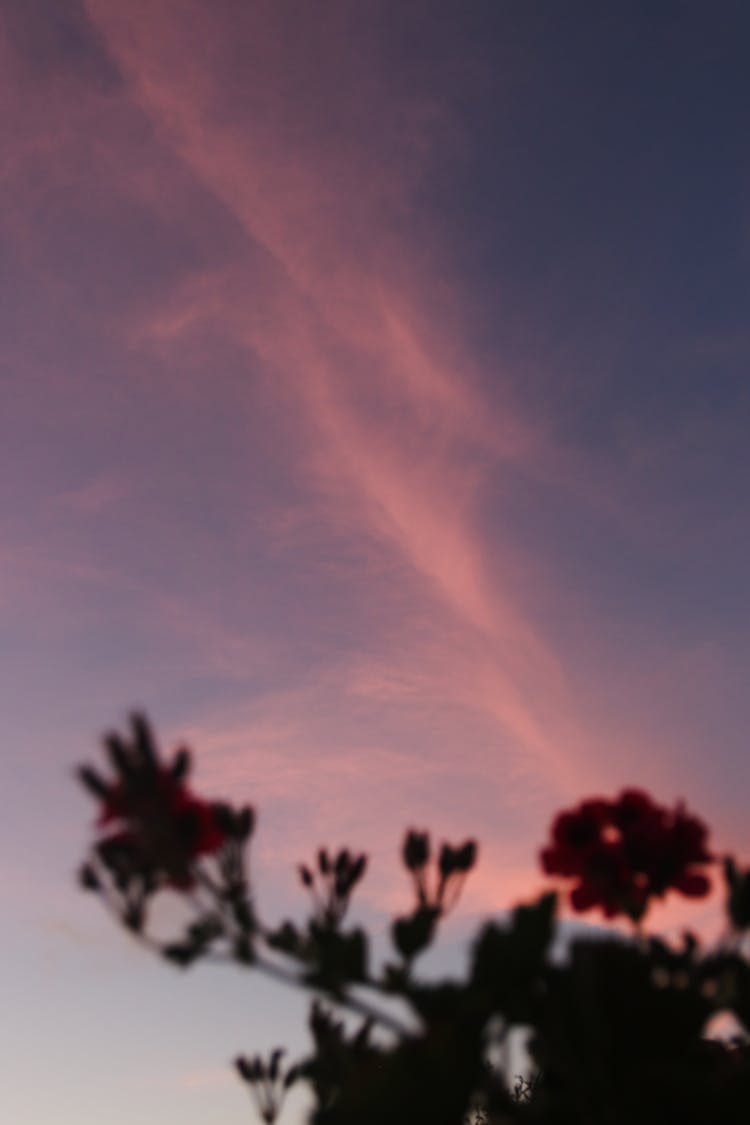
[391,829,477,964]
[78,714,244,893]
[401,829,477,912]
[540,789,713,921]
[298,847,368,929]
[234,1048,300,1124]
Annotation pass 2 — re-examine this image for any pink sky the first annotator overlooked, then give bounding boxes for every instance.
[2,3,750,1123]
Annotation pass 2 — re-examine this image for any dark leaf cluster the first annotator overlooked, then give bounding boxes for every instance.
[74,715,750,1125]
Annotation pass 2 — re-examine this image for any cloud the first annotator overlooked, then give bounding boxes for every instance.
[75,0,589,797]
[1,0,737,947]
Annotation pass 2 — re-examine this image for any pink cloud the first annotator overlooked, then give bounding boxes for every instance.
[10,6,730,836]
[77,0,588,798]
[1,0,735,946]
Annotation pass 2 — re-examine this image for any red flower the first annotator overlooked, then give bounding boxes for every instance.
[541,799,610,877]
[639,803,712,897]
[80,717,229,891]
[568,846,647,922]
[539,790,713,922]
[99,768,224,849]
[96,769,226,889]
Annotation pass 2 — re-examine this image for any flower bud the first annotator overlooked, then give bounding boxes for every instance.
[403,830,429,872]
[78,863,100,891]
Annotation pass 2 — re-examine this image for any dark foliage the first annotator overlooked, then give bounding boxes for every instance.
[74,714,750,1124]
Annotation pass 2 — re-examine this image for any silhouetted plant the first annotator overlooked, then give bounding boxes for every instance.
[75,714,750,1124]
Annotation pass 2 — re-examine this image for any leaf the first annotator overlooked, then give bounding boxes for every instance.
[78,862,101,891]
[131,713,159,773]
[267,921,303,956]
[308,927,369,989]
[77,765,110,800]
[392,907,439,962]
[530,936,716,1121]
[470,892,556,1022]
[212,802,237,836]
[237,805,255,840]
[105,735,136,780]
[170,746,191,781]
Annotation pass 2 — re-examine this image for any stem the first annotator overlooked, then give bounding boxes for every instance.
[180,863,416,1038]
[90,851,416,1039]
[255,952,415,1039]
[186,944,415,1038]
[193,867,240,928]
[93,871,164,955]
[253,927,418,1038]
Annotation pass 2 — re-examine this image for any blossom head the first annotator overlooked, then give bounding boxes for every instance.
[539,789,713,923]
[79,714,230,890]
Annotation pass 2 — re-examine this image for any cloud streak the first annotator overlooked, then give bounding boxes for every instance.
[1,0,744,929]
[77,0,588,803]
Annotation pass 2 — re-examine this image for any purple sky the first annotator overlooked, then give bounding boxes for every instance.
[2,3,750,1122]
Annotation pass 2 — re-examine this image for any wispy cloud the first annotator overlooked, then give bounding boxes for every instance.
[0,0,742,940]
[76,0,588,804]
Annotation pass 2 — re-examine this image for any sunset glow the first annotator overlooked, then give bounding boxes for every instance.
[2,4,750,1122]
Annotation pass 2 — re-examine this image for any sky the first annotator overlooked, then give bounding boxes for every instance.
[2,1,750,1121]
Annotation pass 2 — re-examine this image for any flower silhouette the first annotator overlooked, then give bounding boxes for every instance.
[540,789,712,921]
[79,714,228,890]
